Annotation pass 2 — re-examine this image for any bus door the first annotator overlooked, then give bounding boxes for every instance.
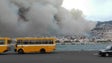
[16,40,23,49]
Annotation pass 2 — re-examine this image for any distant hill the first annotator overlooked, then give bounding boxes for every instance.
[97,21,112,26]
[92,20,112,31]
[90,20,112,39]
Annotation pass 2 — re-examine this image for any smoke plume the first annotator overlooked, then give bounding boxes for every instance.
[0,0,96,37]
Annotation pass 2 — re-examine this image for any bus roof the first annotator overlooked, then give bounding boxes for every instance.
[0,37,11,40]
[16,37,56,40]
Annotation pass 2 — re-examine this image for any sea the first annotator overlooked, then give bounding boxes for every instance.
[56,42,112,51]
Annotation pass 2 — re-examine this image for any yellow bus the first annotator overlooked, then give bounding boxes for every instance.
[0,37,11,53]
[14,37,56,54]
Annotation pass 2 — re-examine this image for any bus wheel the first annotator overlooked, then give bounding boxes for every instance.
[18,49,24,54]
[40,49,46,53]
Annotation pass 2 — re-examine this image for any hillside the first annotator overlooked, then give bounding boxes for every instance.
[90,20,112,39]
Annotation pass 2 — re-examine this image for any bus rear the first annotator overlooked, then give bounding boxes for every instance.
[0,37,11,53]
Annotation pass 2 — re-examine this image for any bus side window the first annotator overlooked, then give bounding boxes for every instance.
[0,40,4,45]
[23,40,29,44]
[29,40,34,44]
[45,40,48,44]
[49,40,53,44]
[17,40,22,44]
[35,40,39,44]
[38,40,41,44]
[31,40,36,44]
[8,40,12,44]
[43,40,47,44]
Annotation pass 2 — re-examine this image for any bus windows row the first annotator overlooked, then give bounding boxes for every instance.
[0,40,11,45]
[17,40,54,45]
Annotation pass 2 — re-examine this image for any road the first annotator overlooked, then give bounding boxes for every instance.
[0,51,112,63]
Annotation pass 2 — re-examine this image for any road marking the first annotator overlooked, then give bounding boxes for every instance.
[93,53,98,55]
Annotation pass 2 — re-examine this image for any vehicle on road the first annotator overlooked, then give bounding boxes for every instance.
[99,45,112,57]
[0,37,11,54]
[14,37,56,54]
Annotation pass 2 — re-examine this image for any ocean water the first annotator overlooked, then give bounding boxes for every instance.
[56,43,112,51]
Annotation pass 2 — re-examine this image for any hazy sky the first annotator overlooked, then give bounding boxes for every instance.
[62,0,112,21]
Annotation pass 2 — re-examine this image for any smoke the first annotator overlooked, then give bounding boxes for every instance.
[0,0,96,37]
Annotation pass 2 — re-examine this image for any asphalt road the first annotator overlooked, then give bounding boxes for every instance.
[0,51,112,63]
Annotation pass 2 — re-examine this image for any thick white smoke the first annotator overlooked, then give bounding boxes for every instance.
[0,0,96,37]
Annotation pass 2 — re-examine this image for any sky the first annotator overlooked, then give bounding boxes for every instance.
[62,0,112,21]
